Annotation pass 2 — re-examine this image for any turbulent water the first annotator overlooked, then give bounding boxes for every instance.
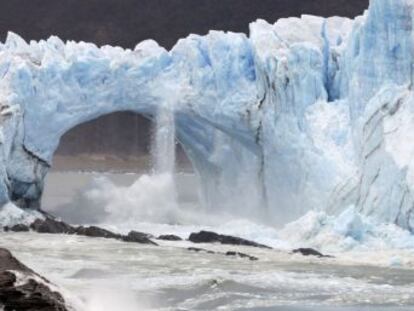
[2,228,414,311]
[0,171,405,310]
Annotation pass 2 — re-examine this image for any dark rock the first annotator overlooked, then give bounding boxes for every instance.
[187,247,215,254]
[225,251,258,261]
[0,248,32,274]
[122,231,158,245]
[292,248,333,258]
[0,248,69,311]
[157,234,182,241]
[30,218,76,234]
[75,226,122,239]
[189,231,271,249]
[4,224,30,232]
[0,271,16,288]
[17,217,159,246]
[0,278,68,311]
[187,248,259,260]
[128,231,154,239]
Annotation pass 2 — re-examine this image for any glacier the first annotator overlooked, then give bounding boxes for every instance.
[0,0,414,230]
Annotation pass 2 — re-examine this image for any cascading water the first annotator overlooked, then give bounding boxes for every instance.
[73,104,181,225]
[152,105,176,176]
[149,103,179,217]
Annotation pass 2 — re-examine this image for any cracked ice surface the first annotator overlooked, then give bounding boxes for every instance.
[0,0,414,230]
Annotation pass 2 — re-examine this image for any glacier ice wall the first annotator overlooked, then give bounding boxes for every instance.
[0,0,414,229]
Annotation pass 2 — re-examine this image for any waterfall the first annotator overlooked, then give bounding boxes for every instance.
[152,105,176,176]
[97,104,180,224]
[147,104,178,222]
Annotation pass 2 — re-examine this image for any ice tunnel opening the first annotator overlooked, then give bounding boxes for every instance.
[41,111,202,225]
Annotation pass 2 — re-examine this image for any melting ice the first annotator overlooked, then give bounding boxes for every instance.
[1,0,414,232]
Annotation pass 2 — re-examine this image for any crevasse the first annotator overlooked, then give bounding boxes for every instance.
[0,0,414,230]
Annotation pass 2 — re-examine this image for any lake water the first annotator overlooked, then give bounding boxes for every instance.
[1,171,413,311]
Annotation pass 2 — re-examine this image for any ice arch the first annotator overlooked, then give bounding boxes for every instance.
[0,22,352,224]
[0,31,264,217]
[2,0,414,229]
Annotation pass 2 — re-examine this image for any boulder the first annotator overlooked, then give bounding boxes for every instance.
[225,251,258,261]
[122,231,158,245]
[187,247,215,254]
[75,226,122,239]
[4,224,30,232]
[30,218,75,234]
[292,248,333,258]
[0,248,69,311]
[187,248,259,261]
[189,231,271,249]
[157,234,182,241]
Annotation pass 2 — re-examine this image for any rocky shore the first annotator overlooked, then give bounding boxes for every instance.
[0,217,335,310]
[0,248,69,311]
[5,218,157,246]
[3,217,332,260]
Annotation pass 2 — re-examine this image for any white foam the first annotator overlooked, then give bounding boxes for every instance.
[82,173,179,225]
[0,202,43,227]
[279,206,414,254]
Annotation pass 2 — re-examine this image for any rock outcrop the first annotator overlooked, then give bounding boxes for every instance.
[4,224,29,232]
[157,234,182,241]
[30,218,75,234]
[24,218,159,246]
[75,226,122,239]
[122,231,158,245]
[0,248,69,311]
[189,231,271,249]
[225,251,258,261]
[292,248,333,258]
[187,247,258,261]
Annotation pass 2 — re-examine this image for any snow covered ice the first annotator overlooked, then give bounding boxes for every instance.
[0,0,414,236]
